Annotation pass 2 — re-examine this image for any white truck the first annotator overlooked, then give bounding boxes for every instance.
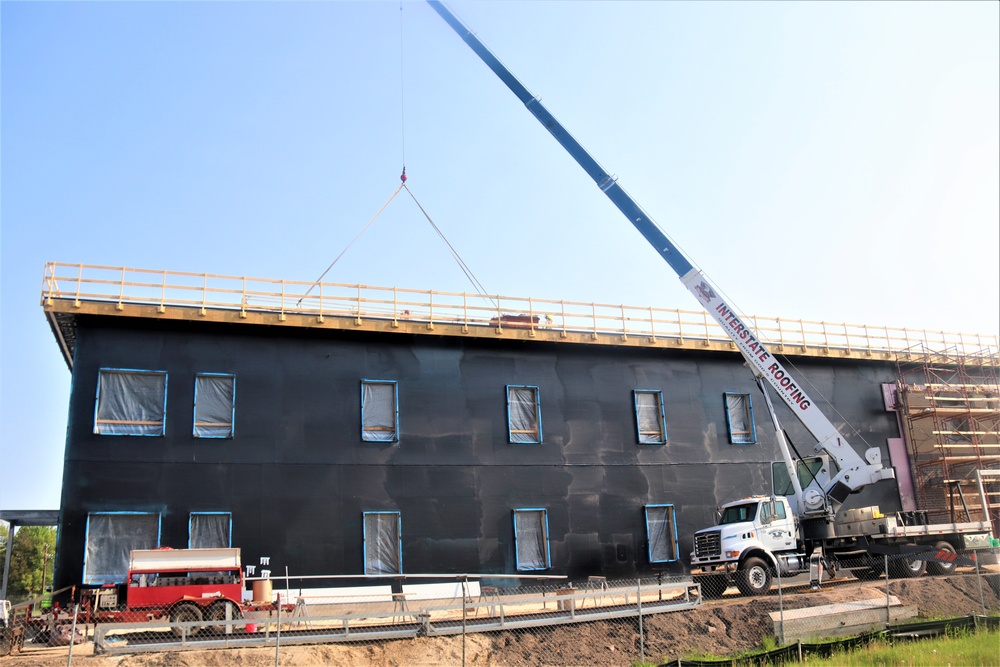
[691,482,994,597]
[427,0,996,595]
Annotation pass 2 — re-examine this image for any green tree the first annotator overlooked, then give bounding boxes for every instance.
[2,525,56,603]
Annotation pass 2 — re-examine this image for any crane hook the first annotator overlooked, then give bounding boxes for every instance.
[400,166,407,184]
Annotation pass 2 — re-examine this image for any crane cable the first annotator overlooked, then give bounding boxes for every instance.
[399,0,406,175]
[301,1,494,308]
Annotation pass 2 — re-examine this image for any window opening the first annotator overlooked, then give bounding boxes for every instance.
[362,380,399,442]
[724,392,757,444]
[513,508,550,570]
[634,390,667,444]
[194,373,235,438]
[772,457,825,496]
[94,369,167,436]
[189,512,232,548]
[757,498,788,523]
[363,511,402,574]
[719,503,758,524]
[83,512,161,584]
[507,385,541,444]
[645,504,679,562]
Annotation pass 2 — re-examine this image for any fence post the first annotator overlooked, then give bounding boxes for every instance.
[275,593,281,667]
[776,562,784,645]
[885,555,891,627]
[66,602,80,667]
[461,578,468,667]
[974,552,986,616]
[637,578,644,665]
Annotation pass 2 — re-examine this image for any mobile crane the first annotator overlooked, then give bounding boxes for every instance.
[429,0,994,595]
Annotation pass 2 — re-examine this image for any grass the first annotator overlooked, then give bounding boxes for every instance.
[801,628,999,665]
[671,627,999,666]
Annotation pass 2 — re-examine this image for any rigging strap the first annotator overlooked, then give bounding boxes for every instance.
[402,184,493,303]
[298,184,405,304]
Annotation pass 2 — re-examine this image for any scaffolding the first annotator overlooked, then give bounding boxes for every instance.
[895,346,1000,534]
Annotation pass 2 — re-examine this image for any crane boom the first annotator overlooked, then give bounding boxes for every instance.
[428,1,894,512]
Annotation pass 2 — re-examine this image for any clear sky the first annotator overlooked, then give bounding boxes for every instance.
[2,1,997,511]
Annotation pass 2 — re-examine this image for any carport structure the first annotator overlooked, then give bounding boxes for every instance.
[0,510,59,600]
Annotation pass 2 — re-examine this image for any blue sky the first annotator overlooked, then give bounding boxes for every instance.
[2,1,998,511]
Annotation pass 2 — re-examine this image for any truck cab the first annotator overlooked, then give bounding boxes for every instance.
[691,496,798,595]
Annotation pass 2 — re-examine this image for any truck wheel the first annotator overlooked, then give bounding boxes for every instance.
[889,553,927,579]
[736,557,772,596]
[926,542,958,576]
[860,556,885,580]
[205,600,242,635]
[170,603,204,638]
[697,574,729,599]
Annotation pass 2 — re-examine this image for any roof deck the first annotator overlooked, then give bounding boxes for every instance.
[41,262,999,369]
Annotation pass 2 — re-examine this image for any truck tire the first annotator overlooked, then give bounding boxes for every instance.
[170,603,204,638]
[926,542,958,576]
[889,552,927,579]
[736,557,772,596]
[859,556,886,580]
[205,600,242,635]
[697,574,729,599]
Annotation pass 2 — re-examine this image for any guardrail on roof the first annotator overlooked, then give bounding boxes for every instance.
[41,262,999,363]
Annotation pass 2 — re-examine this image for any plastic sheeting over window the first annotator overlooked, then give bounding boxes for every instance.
[194,374,235,438]
[84,513,160,584]
[94,370,167,436]
[363,511,401,575]
[507,386,541,444]
[362,381,398,442]
[513,508,549,570]
[189,512,232,548]
[634,390,667,444]
[724,392,757,444]
[645,504,679,563]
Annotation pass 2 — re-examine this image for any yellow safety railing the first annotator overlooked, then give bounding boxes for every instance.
[41,262,999,361]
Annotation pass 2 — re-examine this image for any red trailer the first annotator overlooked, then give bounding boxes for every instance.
[85,547,260,636]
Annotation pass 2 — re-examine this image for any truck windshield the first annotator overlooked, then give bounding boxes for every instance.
[719,503,758,524]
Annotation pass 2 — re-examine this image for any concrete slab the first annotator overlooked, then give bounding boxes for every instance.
[770,596,918,642]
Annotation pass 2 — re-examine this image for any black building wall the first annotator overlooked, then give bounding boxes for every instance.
[54,314,903,589]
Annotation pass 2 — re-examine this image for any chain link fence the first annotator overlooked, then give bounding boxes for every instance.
[4,549,998,665]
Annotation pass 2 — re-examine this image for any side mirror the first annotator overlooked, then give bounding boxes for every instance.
[762,498,777,524]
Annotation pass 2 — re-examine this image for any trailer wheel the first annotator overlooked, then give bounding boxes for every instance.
[170,603,204,638]
[205,600,242,635]
[889,552,927,579]
[927,542,958,576]
[736,557,772,596]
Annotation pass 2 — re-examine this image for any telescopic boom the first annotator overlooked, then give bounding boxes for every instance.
[427,1,894,515]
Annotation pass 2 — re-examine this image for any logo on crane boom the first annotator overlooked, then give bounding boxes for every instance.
[693,281,716,303]
[689,277,811,411]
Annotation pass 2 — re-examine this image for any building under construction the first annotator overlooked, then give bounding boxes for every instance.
[40,262,1000,592]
